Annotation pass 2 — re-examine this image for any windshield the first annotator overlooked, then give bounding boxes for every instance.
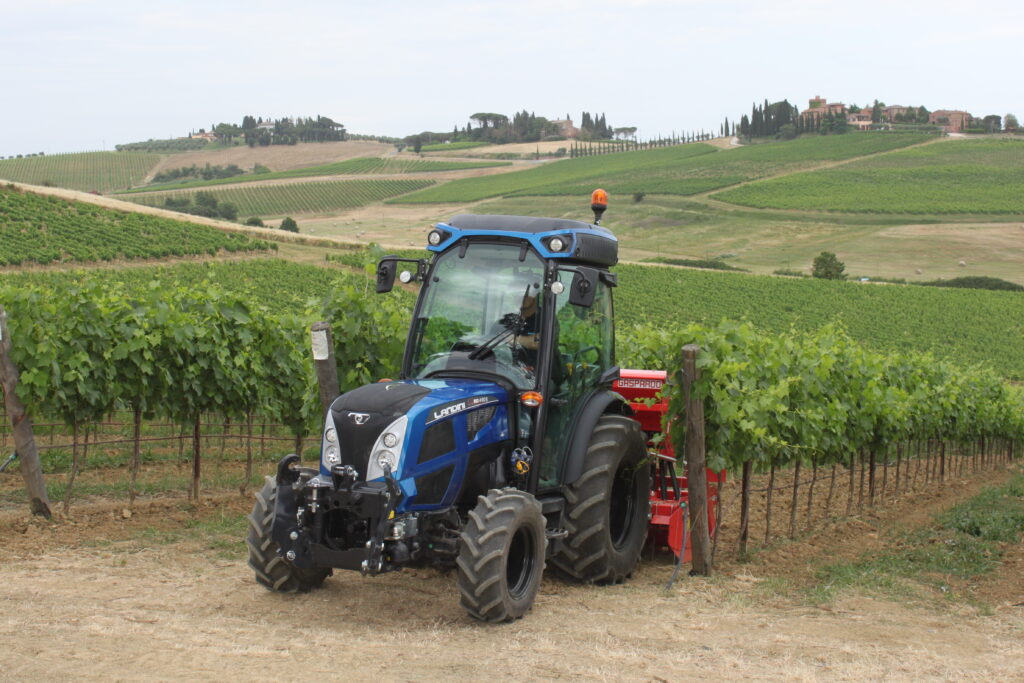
[409,243,546,390]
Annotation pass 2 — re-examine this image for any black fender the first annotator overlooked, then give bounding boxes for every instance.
[561,390,634,486]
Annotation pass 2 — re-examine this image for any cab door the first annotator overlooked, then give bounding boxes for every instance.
[538,271,614,488]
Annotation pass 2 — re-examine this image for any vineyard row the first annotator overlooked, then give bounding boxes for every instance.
[124,178,436,217]
[2,274,1022,513]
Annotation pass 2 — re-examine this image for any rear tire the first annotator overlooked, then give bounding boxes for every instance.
[457,488,546,622]
[553,415,650,584]
[247,477,330,593]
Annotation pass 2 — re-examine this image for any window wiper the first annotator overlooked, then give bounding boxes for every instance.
[467,312,525,360]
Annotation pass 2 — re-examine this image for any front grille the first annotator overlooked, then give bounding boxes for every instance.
[329,382,430,479]
[466,406,496,441]
[333,410,390,477]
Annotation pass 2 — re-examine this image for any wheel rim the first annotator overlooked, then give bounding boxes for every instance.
[506,526,536,599]
[609,462,637,550]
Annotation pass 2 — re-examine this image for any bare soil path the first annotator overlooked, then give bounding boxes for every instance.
[1,532,1020,681]
[1,463,1022,680]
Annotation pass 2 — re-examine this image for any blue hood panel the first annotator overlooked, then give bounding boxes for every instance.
[372,379,511,512]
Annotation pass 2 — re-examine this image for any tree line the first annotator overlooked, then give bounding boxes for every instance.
[402,110,621,152]
[192,115,348,148]
[727,98,1022,140]
[152,163,248,184]
[568,130,715,158]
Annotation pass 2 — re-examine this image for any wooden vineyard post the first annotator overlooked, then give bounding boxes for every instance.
[0,305,52,518]
[765,460,776,543]
[241,412,254,496]
[738,460,752,557]
[311,322,340,420]
[939,441,946,481]
[191,415,202,500]
[805,456,818,528]
[681,344,711,576]
[868,448,876,506]
[788,458,801,538]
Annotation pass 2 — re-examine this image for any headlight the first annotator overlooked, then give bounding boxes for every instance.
[365,415,409,481]
[321,413,343,472]
[376,450,397,472]
[428,230,443,246]
[548,236,565,252]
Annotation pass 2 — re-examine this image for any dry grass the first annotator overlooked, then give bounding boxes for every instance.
[145,140,392,178]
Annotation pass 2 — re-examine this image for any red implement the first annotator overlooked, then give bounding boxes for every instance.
[614,369,725,562]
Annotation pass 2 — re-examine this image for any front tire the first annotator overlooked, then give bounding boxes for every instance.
[553,415,650,584]
[457,488,546,622]
[247,477,330,593]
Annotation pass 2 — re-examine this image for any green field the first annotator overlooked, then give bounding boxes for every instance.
[120,157,510,193]
[615,262,1024,378]
[125,178,435,218]
[391,133,933,204]
[0,152,160,192]
[0,185,270,266]
[421,141,491,152]
[390,143,717,203]
[713,138,1024,214]
[4,258,382,309]
[522,133,936,198]
[322,245,1024,379]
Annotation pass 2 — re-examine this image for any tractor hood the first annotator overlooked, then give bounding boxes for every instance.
[321,379,512,510]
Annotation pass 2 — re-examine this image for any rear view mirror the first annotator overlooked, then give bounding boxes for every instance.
[568,267,598,307]
[376,257,428,293]
[376,259,398,293]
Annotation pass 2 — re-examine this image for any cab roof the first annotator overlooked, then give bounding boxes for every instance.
[448,214,602,234]
[431,214,618,267]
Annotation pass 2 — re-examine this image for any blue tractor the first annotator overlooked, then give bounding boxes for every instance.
[247,194,651,621]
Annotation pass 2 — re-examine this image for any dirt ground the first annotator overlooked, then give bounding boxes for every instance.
[1,460,1022,681]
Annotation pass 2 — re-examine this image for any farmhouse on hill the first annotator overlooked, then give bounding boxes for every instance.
[800,96,972,132]
[550,118,579,138]
[802,96,847,118]
[928,110,971,132]
[846,109,873,130]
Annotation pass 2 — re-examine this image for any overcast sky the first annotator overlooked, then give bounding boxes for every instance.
[2,0,1021,155]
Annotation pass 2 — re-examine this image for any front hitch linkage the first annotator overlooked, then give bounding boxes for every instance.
[362,464,402,575]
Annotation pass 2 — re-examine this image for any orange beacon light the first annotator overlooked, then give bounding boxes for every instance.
[591,188,608,224]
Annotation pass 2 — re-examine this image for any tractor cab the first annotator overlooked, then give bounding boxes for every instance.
[251,192,653,623]
[377,213,620,491]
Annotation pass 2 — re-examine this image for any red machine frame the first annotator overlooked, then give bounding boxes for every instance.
[614,369,725,562]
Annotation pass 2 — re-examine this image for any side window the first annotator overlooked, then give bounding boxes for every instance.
[553,274,613,381]
[540,274,614,487]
